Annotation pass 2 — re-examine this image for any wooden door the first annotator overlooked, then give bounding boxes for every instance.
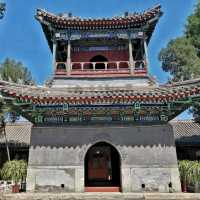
[88,146,112,181]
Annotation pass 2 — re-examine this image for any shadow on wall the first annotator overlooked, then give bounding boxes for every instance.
[176,135,200,146]
[30,124,176,148]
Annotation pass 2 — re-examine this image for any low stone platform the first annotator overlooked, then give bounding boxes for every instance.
[1,193,200,200]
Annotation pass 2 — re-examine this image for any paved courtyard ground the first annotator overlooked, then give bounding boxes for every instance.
[1,193,200,200]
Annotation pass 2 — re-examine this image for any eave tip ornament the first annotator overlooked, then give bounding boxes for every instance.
[0,3,5,19]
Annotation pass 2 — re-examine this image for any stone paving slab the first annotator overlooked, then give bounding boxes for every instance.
[1,193,200,200]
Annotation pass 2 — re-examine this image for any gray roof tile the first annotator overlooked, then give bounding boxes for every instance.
[0,122,32,146]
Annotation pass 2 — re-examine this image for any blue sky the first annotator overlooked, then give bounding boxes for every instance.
[0,0,198,119]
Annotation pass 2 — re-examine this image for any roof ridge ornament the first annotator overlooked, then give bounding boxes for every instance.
[36,4,162,23]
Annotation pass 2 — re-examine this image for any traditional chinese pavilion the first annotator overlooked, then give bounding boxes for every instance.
[1,5,200,193]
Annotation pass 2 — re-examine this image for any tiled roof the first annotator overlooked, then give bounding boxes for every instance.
[0,78,200,105]
[36,5,162,50]
[170,120,200,145]
[0,122,32,147]
[36,5,162,30]
[171,120,200,138]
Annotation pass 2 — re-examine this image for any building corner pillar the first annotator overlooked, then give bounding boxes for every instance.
[67,38,71,76]
[128,36,134,75]
[52,41,57,73]
[144,38,149,74]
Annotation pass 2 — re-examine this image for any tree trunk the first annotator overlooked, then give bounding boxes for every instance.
[3,122,10,161]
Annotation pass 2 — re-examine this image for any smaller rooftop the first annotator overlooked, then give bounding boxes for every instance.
[170,120,200,146]
[0,122,32,147]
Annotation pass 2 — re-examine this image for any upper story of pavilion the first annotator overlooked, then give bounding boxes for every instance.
[36,5,162,80]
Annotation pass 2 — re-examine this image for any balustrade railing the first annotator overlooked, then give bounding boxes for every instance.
[56,62,67,71]
[55,60,147,74]
[71,61,130,71]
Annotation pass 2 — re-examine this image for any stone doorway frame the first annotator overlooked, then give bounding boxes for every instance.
[84,141,122,192]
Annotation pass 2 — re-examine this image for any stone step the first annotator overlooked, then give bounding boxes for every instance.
[1,193,200,200]
[85,187,120,192]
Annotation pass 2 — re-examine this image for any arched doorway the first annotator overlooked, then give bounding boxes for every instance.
[90,55,108,69]
[85,142,121,192]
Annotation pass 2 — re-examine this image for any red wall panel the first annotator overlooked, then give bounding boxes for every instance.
[71,50,129,62]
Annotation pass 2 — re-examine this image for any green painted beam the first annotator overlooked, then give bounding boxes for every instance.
[173,97,192,104]
[13,102,32,106]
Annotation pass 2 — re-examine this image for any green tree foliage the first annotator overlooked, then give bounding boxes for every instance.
[1,160,27,183]
[159,1,200,121]
[0,58,34,161]
[186,0,200,52]
[159,0,200,81]
[0,3,6,19]
[178,160,200,192]
[0,58,34,122]
[0,58,34,85]
[159,37,200,81]
[191,102,200,123]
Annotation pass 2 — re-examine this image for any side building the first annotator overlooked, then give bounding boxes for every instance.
[0,122,32,167]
